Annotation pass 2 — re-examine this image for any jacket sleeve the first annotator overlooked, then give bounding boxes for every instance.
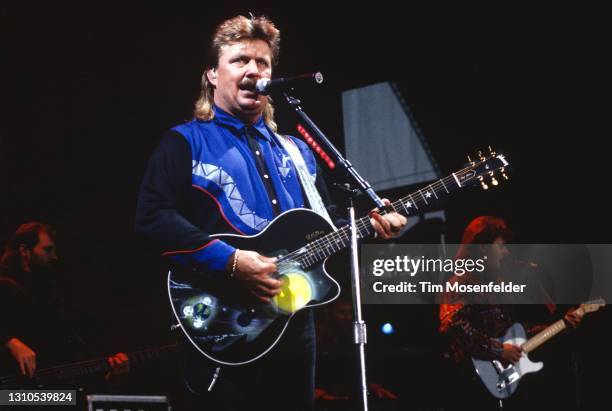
[135,131,235,274]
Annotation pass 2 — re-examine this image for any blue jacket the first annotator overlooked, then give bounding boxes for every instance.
[135,107,331,275]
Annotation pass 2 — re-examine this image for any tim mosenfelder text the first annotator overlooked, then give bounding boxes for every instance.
[372,281,526,294]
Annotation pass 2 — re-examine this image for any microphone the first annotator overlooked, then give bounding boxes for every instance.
[255,72,324,95]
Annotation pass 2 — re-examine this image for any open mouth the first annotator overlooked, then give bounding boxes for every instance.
[239,80,257,92]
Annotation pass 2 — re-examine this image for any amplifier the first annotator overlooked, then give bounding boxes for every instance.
[86,394,171,411]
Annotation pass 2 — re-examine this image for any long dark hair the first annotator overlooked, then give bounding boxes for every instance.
[455,216,512,259]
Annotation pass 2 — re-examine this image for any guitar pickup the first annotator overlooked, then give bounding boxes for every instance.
[496,369,520,392]
[492,361,520,392]
[505,369,520,385]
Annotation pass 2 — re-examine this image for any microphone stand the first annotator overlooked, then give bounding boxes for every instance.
[283,91,384,411]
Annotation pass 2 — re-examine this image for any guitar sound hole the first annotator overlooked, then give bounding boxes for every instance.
[237,311,255,327]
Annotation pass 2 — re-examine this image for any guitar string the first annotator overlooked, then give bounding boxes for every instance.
[287,171,454,264]
[277,159,504,269]
[0,358,106,384]
[278,172,461,267]
[279,167,474,268]
[0,346,176,382]
[302,163,503,268]
[313,159,504,258]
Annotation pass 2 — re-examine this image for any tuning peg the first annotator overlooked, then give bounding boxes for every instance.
[488,146,496,156]
[491,177,499,186]
[481,181,489,190]
[467,155,473,164]
[502,172,509,180]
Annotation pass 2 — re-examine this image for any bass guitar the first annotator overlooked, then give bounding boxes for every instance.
[0,344,177,389]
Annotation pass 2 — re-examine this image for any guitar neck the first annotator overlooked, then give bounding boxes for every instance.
[290,168,473,269]
[521,319,568,353]
[0,344,177,389]
[0,357,109,389]
[521,305,590,353]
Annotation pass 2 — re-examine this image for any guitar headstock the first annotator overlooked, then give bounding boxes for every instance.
[580,298,606,314]
[458,147,510,190]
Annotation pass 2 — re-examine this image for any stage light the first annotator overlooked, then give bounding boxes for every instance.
[381,322,394,335]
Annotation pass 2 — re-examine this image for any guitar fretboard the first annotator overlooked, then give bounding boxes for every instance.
[281,166,479,269]
[521,319,567,353]
[0,344,177,389]
[520,302,603,353]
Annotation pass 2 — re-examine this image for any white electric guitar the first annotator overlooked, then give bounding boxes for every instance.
[472,298,605,399]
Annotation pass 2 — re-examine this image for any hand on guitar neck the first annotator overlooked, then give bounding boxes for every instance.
[500,307,583,367]
[369,198,408,240]
[5,336,130,382]
[105,352,130,383]
[563,307,583,329]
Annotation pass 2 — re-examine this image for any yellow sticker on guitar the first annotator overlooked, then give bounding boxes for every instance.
[273,273,312,313]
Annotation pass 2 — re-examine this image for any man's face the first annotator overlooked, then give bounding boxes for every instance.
[484,236,510,272]
[207,39,272,123]
[22,232,58,273]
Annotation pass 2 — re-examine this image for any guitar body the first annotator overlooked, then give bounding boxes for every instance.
[167,208,341,365]
[472,323,543,399]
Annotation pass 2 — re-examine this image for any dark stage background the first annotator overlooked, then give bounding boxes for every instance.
[1,4,610,409]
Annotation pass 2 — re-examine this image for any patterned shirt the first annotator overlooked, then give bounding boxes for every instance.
[439,274,513,362]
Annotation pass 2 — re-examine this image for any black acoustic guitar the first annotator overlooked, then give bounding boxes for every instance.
[168,150,509,365]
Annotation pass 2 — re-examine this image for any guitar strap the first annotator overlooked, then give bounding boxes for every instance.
[275,133,335,228]
[203,135,336,392]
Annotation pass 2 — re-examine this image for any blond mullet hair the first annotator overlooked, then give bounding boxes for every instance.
[194,15,280,131]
